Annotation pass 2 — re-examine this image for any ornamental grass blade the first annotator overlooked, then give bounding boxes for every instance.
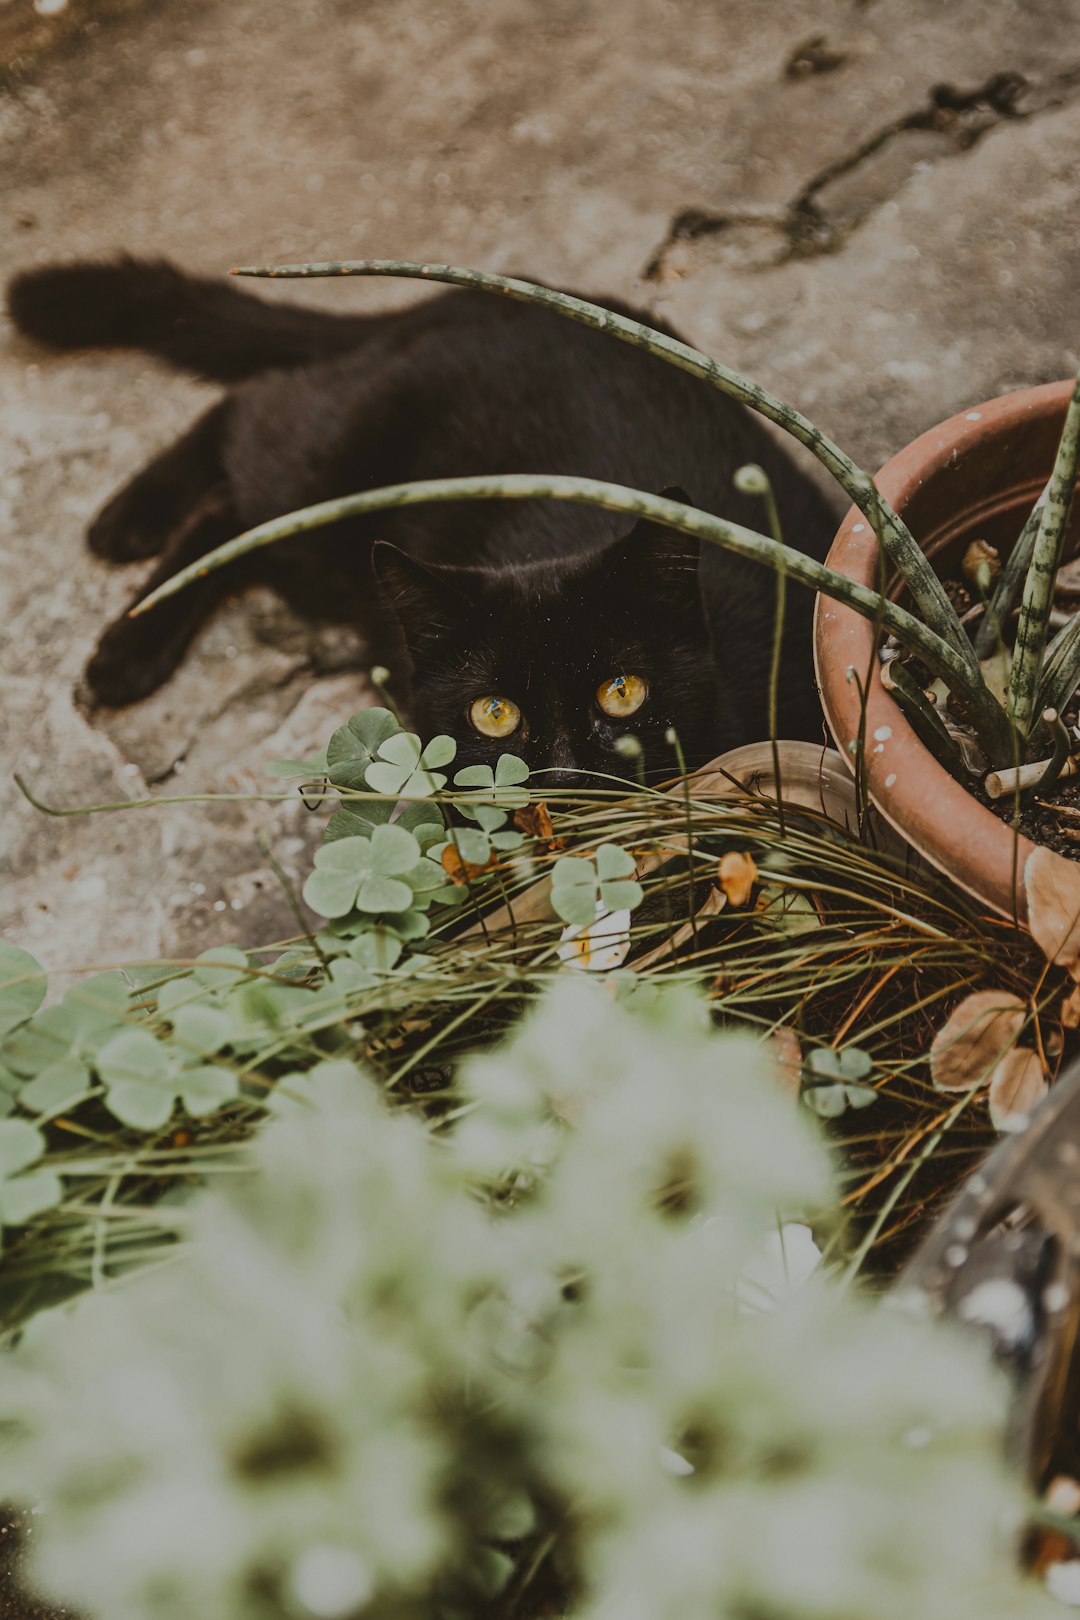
[930,990,1027,1092]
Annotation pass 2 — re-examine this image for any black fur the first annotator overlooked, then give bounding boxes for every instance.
[7,258,838,781]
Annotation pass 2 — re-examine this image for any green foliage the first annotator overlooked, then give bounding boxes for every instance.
[551,843,644,926]
[802,1045,879,1118]
[0,983,1052,1620]
[0,1119,61,1237]
[303,824,425,917]
[0,941,46,1042]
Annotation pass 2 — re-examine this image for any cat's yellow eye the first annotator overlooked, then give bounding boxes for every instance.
[469,695,522,738]
[596,673,648,718]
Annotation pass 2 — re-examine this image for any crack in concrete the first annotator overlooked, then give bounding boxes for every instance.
[644,68,1080,282]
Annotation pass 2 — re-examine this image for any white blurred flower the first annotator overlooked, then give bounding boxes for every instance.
[735,1222,823,1313]
[557,906,632,971]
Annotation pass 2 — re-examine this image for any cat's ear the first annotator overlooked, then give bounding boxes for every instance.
[372,542,473,650]
[608,487,701,602]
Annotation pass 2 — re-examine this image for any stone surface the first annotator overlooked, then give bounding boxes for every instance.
[3,0,1080,972]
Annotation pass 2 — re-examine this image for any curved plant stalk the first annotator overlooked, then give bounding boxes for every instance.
[973,481,1049,659]
[879,660,966,779]
[232,257,979,678]
[130,472,1015,763]
[1036,707,1072,796]
[1036,599,1080,717]
[734,462,786,832]
[1008,369,1080,738]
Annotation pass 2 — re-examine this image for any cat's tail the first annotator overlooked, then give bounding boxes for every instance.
[6,256,371,382]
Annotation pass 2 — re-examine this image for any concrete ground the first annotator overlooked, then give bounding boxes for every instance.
[3,0,1080,976]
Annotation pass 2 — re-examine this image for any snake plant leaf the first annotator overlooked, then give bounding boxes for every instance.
[0,942,46,1041]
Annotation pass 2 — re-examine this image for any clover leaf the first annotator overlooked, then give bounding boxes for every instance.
[802,1046,878,1117]
[303,825,422,919]
[551,846,643,927]
[191,946,250,991]
[325,798,444,846]
[0,1119,62,1233]
[326,708,403,791]
[551,858,601,927]
[0,941,46,1041]
[4,972,133,1117]
[595,844,644,911]
[453,755,530,823]
[264,747,328,779]
[365,732,456,798]
[96,1027,238,1132]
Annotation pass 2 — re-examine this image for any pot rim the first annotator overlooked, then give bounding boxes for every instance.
[813,377,1076,926]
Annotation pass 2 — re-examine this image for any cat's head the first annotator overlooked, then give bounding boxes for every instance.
[373,507,728,790]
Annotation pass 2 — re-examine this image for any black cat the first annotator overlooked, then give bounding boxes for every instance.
[7,259,837,783]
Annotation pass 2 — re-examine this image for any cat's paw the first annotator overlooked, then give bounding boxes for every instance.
[87,491,169,561]
[84,620,178,706]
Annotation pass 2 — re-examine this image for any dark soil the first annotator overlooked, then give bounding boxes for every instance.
[978,765,1080,857]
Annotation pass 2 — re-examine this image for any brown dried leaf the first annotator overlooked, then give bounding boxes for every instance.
[961,537,1001,584]
[1026,845,1080,968]
[441,845,498,886]
[1061,982,1080,1029]
[513,800,566,852]
[770,1026,803,1099]
[988,1048,1048,1133]
[718,850,758,908]
[929,990,1027,1092]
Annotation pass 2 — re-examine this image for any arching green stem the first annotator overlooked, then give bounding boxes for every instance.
[129,473,1015,763]
[231,257,978,678]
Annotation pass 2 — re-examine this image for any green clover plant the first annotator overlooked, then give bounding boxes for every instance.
[0,1120,61,1239]
[551,843,644,927]
[802,1045,879,1118]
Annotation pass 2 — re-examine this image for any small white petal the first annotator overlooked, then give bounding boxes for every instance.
[736,1222,822,1313]
[557,906,632,972]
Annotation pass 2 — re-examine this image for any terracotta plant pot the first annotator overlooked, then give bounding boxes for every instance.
[814,379,1078,925]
